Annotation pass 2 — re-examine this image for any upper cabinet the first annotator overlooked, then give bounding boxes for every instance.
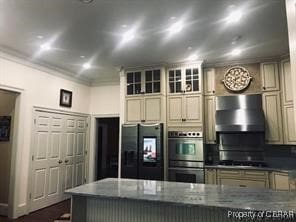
[260,62,280,92]
[167,63,202,94]
[203,68,215,95]
[280,59,293,105]
[166,62,203,127]
[124,67,166,124]
[126,68,164,96]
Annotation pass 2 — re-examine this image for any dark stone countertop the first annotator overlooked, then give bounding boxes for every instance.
[65,178,296,211]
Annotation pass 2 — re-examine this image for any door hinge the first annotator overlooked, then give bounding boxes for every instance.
[29,193,32,199]
[84,178,87,183]
[86,123,88,128]
[85,150,88,155]
[32,155,34,161]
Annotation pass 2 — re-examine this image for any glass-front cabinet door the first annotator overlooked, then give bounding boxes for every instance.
[167,64,201,94]
[126,69,162,96]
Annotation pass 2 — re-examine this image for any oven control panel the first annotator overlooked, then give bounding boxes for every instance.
[168,131,203,138]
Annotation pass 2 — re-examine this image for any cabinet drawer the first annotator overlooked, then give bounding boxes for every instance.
[243,170,268,178]
[220,178,268,189]
[217,169,241,176]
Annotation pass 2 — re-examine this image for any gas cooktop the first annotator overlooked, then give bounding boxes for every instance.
[219,160,268,167]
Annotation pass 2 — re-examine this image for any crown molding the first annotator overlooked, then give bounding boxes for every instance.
[203,54,290,68]
[0,46,91,86]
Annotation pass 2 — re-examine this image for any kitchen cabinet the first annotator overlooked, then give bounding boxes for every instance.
[282,105,296,144]
[205,169,217,184]
[125,95,164,123]
[125,67,166,123]
[203,68,215,95]
[260,62,280,92]
[262,91,283,144]
[216,169,270,189]
[204,96,216,144]
[280,59,293,105]
[269,171,296,191]
[167,94,202,126]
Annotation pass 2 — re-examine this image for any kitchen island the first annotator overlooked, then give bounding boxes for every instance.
[65,178,296,222]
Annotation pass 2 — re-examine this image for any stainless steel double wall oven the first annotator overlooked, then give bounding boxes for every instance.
[168,131,205,183]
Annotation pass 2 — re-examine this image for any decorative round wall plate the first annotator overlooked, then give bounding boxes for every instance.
[222,66,252,92]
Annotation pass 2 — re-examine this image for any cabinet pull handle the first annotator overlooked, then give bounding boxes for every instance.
[239,185,246,187]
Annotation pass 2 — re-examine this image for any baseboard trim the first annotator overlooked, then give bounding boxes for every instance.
[16,203,27,218]
[0,203,8,216]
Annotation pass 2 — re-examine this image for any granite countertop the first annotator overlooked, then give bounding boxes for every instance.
[205,164,293,172]
[65,178,296,211]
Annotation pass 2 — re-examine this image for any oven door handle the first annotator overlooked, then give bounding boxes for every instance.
[168,167,203,171]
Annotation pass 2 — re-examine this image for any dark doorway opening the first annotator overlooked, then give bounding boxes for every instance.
[96,117,119,180]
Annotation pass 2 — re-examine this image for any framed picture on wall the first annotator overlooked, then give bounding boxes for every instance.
[0,116,11,141]
[60,89,72,108]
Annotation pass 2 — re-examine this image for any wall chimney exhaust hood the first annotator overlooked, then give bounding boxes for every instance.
[215,94,265,132]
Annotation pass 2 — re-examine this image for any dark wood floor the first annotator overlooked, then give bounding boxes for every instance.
[0,200,70,222]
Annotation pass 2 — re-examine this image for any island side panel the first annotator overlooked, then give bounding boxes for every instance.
[85,197,234,222]
[71,196,87,222]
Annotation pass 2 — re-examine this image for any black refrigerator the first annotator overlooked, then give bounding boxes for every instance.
[121,123,163,180]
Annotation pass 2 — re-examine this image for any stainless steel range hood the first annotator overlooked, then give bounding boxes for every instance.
[215,94,265,132]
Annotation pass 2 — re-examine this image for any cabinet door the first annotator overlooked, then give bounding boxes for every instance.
[262,92,283,144]
[125,97,143,123]
[144,96,162,122]
[261,62,280,92]
[205,169,217,184]
[204,96,216,144]
[270,172,290,191]
[183,94,202,124]
[203,68,215,95]
[281,60,293,105]
[283,105,296,144]
[167,95,183,124]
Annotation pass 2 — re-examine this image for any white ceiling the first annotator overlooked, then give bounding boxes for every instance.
[0,0,289,84]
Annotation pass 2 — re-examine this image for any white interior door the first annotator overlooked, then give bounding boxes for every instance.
[31,110,88,212]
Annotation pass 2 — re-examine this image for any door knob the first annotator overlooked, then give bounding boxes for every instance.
[58,160,63,164]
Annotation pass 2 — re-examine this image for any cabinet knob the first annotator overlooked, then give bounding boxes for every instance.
[212,90,215,93]
[65,159,69,164]
[262,86,266,90]
[58,160,63,164]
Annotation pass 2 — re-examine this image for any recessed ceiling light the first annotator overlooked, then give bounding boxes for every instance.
[226,10,243,23]
[170,16,176,20]
[168,21,184,35]
[80,55,85,58]
[187,54,198,61]
[230,48,242,56]
[122,29,136,43]
[79,0,94,4]
[121,24,128,28]
[40,43,51,51]
[37,35,44,39]
[187,46,193,51]
[82,62,91,69]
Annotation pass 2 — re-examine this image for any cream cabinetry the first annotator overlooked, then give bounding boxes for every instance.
[281,59,293,105]
[216,169,270,189]
[204,96,216,144]
[124,67,166,124]
[205,169,217,184]
[262,91,283,144]
[203,68,215,95]
[270,171,296,191]
[282,104,296,144]
[167,94,202,126]
[260,62,280,92]
[126,95,164,123]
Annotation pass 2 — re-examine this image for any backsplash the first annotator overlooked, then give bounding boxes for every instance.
[214,63,262,96]
[205,143,296,170]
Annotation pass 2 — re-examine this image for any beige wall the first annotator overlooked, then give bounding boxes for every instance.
[0,91,16,205]
[214,63,262,96]
[0,55,91,218]
[90,85,120,115]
